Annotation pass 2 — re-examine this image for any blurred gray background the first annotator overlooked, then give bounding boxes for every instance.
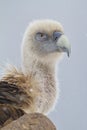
[0,0,87,130]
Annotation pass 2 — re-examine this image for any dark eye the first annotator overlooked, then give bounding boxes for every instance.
[35,32,48,42]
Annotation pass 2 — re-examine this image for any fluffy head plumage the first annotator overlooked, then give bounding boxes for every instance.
[22,20,63,58]
[25,19,64,35]
[21,19,71,72]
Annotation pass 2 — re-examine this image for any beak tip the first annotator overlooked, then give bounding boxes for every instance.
[67,49,71,58]
[67,53,69,57]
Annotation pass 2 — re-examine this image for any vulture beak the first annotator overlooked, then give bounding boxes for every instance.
[53,32,71,57]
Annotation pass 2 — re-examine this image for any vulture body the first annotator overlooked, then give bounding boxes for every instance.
[0,20,71,127]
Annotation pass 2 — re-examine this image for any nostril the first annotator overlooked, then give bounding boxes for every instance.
[53,31,63,41]
[54,36,58,41]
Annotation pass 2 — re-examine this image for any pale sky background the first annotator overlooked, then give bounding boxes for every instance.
[0,0,87,130]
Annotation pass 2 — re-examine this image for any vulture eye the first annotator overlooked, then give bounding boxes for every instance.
[35,32,48,42]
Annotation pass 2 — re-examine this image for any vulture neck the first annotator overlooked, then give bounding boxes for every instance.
[22,55,57,78]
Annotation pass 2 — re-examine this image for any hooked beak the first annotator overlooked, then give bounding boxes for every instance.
[53,32,71,57]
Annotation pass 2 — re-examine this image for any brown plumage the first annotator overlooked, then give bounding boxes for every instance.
[1,66,39,108]
[0,66,39,127]
[0,104,24,127]
[0,19,71,127]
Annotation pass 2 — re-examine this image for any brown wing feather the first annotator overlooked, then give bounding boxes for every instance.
[0,81,32,108]
[0,81,32,127]
[0,65,38,127]
[0,104,24,128]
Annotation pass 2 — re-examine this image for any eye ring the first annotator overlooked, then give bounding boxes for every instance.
[35,32,48,42]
